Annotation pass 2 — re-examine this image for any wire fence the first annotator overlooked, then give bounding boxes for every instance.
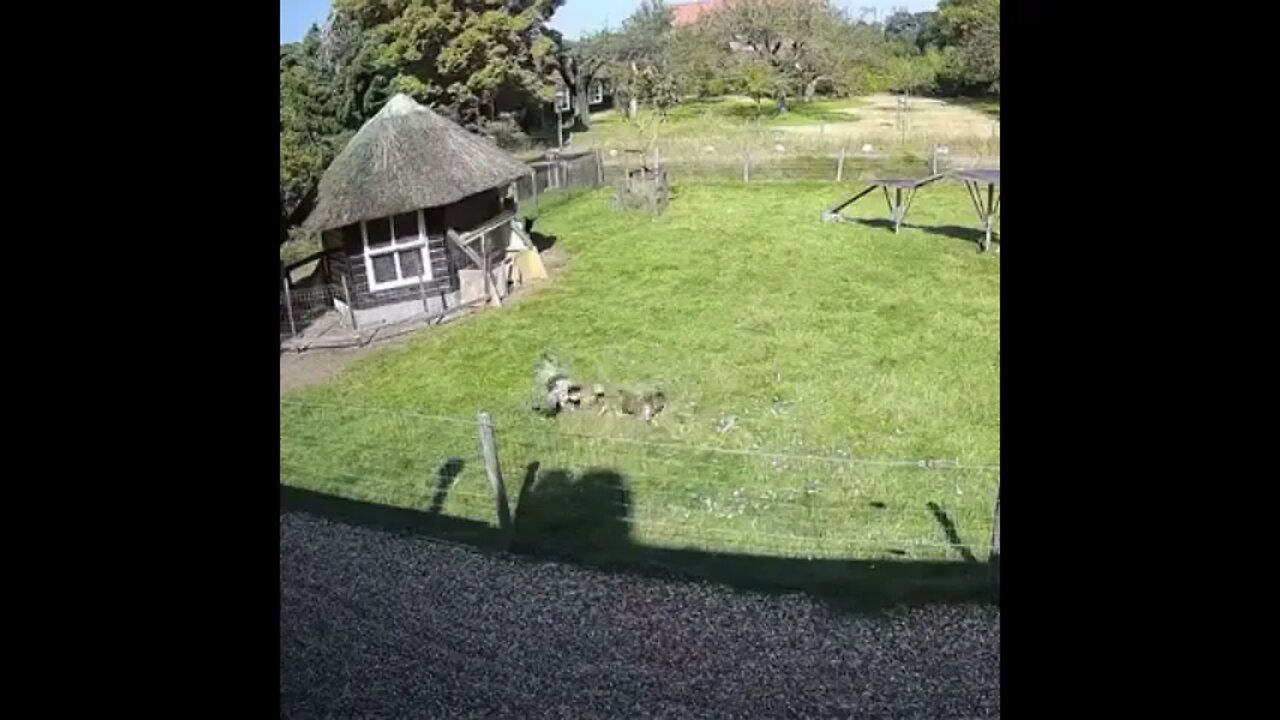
[280,282,346,341]
[280,400,1000,565]
[515,150,607,216]
[509,147,998,200]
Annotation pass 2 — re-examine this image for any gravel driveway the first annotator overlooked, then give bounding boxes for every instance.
[281,508,1000,719]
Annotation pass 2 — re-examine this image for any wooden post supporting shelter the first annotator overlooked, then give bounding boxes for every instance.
[447,228,503,307]
[282,277,297,338]
[341,274,358,331]
[481,232,499,307]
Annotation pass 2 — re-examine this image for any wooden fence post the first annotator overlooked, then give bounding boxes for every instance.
[531,168,540,216]
[341,274,358,331]
[595,149,605,187]
[988,476,998,594]
[477,412,513,540]
[282,277,297,338]
[743,151,751,183]
[836,146,846,183]
[417,270,429,316]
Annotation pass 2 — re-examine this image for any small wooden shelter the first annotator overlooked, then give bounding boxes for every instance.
[613,151,670,214]
[302,94,533,327]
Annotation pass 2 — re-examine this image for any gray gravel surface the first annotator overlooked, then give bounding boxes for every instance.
[281,511,1000,719]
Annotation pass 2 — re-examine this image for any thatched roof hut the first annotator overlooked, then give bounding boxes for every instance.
[303,94,530,232]
[298,94,531,328]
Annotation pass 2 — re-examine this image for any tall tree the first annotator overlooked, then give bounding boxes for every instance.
[705,0,847,111]
[667,23,734,98]
[884,9,922,45]
[738,58,780,115]
[281,1,568,238]
[280,26,345,241]
[618,0,673,66]
[552,29,622,130]
[937,0,999,94]
[554,0,674,123]
[331,0,564,125]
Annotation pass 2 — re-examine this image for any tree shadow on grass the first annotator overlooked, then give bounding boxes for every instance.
[282,464,998,615]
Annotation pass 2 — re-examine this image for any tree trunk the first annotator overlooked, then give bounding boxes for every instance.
[804,78,819,102]
[574,81,592,131]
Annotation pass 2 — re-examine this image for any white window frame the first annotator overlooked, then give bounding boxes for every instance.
[590,81,604,105]
[361,210,433,292]
[555,88,572,112]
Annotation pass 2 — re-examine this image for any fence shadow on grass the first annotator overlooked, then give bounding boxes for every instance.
[927,501,979,564]
[281,484,501,549]
[427,458,466,515]
[281,464,997,615]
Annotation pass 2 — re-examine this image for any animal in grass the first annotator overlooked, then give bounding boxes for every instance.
[532,354,583,416]
[597,386,667,423]
[532,354,667,422]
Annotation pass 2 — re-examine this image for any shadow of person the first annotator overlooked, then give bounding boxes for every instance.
[510,464,633,566]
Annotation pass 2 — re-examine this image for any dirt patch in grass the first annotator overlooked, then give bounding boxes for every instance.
[281,348,369,395]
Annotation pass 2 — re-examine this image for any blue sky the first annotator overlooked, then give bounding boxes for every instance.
[281,1,941,44]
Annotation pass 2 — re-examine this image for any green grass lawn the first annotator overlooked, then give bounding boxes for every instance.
[589,95,866,132]
[281,182,999,566]
[578,96,869,154]
[571,94,997,160]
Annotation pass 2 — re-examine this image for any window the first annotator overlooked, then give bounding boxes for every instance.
[361,210,432,291]
[555,89,571,112]
[590,81,604,105]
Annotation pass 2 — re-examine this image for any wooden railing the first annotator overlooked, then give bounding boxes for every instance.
[446,212,518,308]
[454,210,516,247]
[283,249,340,288]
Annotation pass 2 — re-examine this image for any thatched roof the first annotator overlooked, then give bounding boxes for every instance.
[302,94,530,232]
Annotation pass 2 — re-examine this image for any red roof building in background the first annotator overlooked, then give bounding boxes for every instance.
[671,0,808,28]
[671,0,730,27]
